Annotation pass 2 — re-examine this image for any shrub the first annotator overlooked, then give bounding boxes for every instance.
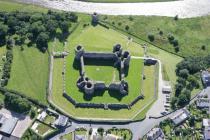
[159,30,163,35]
[174,15,179,21]
[118,22,122,26]
[201,45,206,50]
[125,25,129,31]
[148,34,155,42]
[128,16,134,21]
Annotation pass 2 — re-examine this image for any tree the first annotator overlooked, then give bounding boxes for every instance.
[46,20,58,35]
[181,89,191,101]
[201,45,206,50]
[60,21,71,34]
[187,75,199,88]
[177,94,189,107]
[125,25,129,31]
[177,77,186,86]
[171,97,178,109]
[36,32,49,51]
[148,34,155,42]
[189,115,195,127]
[0,23,8,45]
[30,109,36,119]
[4,93,31,113]
[175,83,184,96]
[178,69,189,79]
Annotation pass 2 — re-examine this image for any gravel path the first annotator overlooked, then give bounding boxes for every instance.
[15,0,210,18]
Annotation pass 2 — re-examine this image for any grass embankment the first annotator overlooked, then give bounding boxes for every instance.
[51,24,155,119]
[7,46,49,104]
[102,15,210,57]
[0,0,48,12]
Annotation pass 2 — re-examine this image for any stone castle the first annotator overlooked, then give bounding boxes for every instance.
[74,44,131,96]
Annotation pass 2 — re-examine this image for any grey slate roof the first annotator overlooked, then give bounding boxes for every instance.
[0,114,18,135]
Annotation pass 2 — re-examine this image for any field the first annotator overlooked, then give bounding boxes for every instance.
[77,0,175,3]
[0,0,48,12]
[7,46,49,104]
[51,23,157,120]
[102,15,210,57]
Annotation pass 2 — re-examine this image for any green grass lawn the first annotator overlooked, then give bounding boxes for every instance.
[36,122,54,136]
[108,129,132,140]
[61,132,73,140]
[78,0,175,3]
[75,129,87,135]
[51,24,156,120]
[85,65,120,85]
[0,0,48,12]
[7,46,49,104]
[102,15,210,57]
[44,115,56,125]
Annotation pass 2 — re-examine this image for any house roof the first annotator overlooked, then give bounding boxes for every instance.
[204,128,210,140]
[147,128,164,140]
[0,115,18,135]
[170,109,190,125]
[56,115,68,126]
[197,98,210,107]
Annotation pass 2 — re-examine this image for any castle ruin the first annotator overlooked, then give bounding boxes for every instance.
[74,44,131,96]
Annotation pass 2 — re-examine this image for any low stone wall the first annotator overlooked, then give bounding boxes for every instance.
[63,92,145,110]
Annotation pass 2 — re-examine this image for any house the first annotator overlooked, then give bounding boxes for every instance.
[203,119,210,140]
[197,98,210,108]
[54,115,69,127]
[0,114,18,136]
[170,108,190,125]
[75,135,86,140]
[201,71,210,87]
[146,127,165,140]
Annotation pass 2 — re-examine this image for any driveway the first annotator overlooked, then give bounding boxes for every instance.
[15,0,210,18]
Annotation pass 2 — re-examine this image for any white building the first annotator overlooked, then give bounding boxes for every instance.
[146,128,164,140]
[170,108,190,125]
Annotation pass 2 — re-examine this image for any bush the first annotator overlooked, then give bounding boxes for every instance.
[4,92,31,113]
[125,25,129,31]
[201,45,206,50]
[159,30,163,35]
[174,15,179,21]
[148,34,155,42]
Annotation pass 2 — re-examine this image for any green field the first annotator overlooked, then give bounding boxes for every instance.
[7,46,49,104]
[78,0,175,3]
[102,15,210,57]
[0,0,48,12]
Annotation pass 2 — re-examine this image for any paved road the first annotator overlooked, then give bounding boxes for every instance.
[15,0,210,18]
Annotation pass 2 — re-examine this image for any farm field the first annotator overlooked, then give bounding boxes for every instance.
[7,46,49,104]
[102,15,210,57]
[0,0,48,12]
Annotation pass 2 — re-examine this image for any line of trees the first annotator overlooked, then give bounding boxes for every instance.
[4,92,31,113]
[171,55,210,109]
[0,10,78,52]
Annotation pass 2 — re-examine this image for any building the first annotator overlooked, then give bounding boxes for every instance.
[146,128,164,140]
[197,98,210,108]
[203,119,210,140]
[201,71,210,87]
[0,114,18,136]
[170,108,190,125]
[54,115,68,127]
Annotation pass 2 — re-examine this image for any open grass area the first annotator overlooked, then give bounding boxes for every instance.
[75,128,87,135]
[36,122,54,136]
[61,132,73,140]
[107,128,132,140]
[51,24,156,120]
[84,65,120,85]
[7,46,49,104]
[102,15,210,57]
[77,0,175,3]
[0,0,48,12]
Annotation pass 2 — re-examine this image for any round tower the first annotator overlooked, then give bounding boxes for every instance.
[84,81,95,95]
[119,80,128,95]
[75,45,84,60]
